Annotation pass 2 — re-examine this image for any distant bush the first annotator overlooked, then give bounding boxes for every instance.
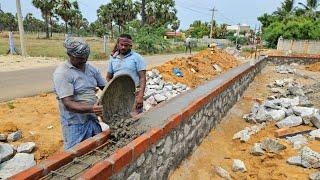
[132,26,170,54]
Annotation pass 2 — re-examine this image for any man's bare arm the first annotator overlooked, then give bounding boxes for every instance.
[136,70,146,108]
[61,96,103,117]
[106,72,113,82]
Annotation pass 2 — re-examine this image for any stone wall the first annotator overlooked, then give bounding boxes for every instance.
[277,39,320,54]
[77,58,267,180]
[267,55,320,65]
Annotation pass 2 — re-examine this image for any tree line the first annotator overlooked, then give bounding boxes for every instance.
[0,0,179,39]
[258,0,320,48]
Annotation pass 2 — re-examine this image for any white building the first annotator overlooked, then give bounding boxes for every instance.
[226,24,250,32]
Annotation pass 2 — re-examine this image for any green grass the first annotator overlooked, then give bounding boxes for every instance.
[0,32,114,60]
[0,32,207,60]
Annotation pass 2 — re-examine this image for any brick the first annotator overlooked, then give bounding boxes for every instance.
[146,128,163,145]
[254,98,263,104]
[243,95,253,100]
[169,113,183,129]
[163,114,182,134]
[274,128,290,138]
[127,134,150,159]
[274,128,313,138]
[108,146,132,173]
[41,151,73,173]
[78,160,112,180]
[71,138,97,156]
[181,101,199,120]
[8,166,43,180]
[92,130,110,146]
[197,95,210,107]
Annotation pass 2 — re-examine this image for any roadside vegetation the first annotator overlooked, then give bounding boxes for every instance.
[258,0,320,48]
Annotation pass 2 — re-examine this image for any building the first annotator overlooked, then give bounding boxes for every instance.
[226,24,250,32]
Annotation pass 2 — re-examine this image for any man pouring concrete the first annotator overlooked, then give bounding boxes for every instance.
[106,34,147,116]
[53,37,105,150]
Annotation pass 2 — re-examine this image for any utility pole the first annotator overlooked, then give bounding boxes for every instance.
[16,0,27,57]
[235,23,240,49]
[209,7,217,39]
[141,0,146,26]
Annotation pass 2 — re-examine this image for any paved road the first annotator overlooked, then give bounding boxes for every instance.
[0,53,192,102]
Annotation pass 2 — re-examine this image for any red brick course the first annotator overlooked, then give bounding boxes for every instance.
[9,130,110,179]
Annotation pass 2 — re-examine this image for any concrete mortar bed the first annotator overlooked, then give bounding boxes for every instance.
[170,64,320,179]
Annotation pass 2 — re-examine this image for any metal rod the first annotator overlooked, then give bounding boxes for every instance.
[73,158,91,168]
[93,149,109,156]
[50,170,71,180]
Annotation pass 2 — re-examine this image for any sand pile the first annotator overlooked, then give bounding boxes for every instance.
[306,62,320,72]
[156,49,239,88]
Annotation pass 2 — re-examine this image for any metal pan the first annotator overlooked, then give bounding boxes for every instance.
[98,74,136,124]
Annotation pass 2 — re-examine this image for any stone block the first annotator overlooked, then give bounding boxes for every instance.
[232,159,247,172]
[17,142,36,153]
[7,131,22,142]
[0,153,36,179]
[0,143,14,163]
[276,115,303,128]
[261,138,286,153]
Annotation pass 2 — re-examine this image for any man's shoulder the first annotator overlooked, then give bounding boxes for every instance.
[131,51,144,60]
[86,63,101,73]
[54,61,69,74]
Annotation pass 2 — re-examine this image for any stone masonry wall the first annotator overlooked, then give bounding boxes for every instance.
[277,39,320,54]
[78,58,267,180]
[268,55,320,65]
[110,63,265,180]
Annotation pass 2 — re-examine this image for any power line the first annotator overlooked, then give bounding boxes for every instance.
[176,4,211,16]
[216,11,236,24]
[176,0,211,11]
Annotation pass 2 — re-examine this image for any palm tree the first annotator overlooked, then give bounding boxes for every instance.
[55,0,79,33]
[298,0,319,19]
[97,4,114,39]
[144,0,177,27]
[273,0,295,20]
[32,0,57,38]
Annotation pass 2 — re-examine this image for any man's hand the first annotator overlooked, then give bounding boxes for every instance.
[92,103,103,117]
[135,95,144,110]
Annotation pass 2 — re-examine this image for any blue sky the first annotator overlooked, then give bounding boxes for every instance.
[0,0,302,30]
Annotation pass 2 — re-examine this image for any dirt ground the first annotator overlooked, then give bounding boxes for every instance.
[0,94,63,163]
[169,64,320,180]
[306,62,320,72]
[0,55,62,72]
[156,49,239,88]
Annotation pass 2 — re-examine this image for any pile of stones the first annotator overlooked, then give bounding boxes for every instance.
[0,131,36,179]
[232,65,320,178]
[143,69,190,111]
[242,76,319,130]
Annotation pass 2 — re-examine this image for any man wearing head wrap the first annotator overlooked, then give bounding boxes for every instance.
[53,37,106,150]
[107,34,146,116]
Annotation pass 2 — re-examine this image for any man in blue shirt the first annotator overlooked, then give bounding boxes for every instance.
[53,37,105,150]
[107,34,146,116]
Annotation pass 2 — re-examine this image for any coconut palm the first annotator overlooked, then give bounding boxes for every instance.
[298,0,319,19]
[32,0,57,38]
[273,0,295,20]
[97,4,114,38]
[55,0,79,33]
